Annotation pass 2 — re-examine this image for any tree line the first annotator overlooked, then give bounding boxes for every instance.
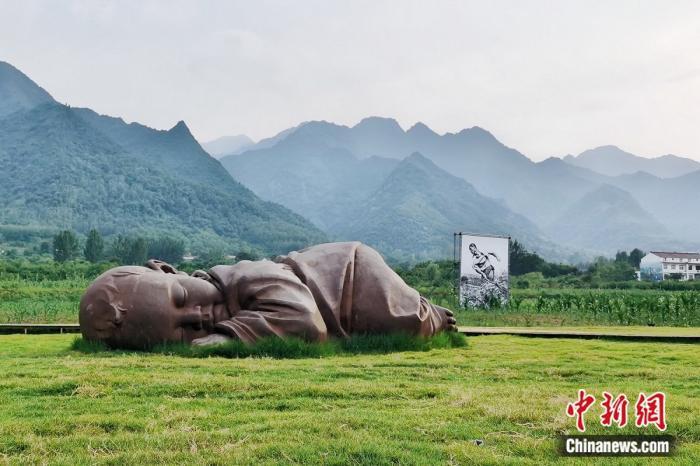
[397,240,651,291]
[48,229,262,269]
[509,240,645,280]
[52,229,186,265]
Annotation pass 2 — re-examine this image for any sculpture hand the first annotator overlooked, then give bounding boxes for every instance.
[445,309,458,332]
[145,259,179,274]
[191,333,233,347]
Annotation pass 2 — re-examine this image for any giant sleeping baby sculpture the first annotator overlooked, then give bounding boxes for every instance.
[79,242,457,349]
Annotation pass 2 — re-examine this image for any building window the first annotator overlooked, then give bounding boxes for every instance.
[680,265,685,271]
[671,265,676,270]
[664,264,668,269]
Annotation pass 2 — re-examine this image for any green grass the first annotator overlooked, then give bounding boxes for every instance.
[0,277,87,323]
[71,332,468,359]
[0,334,698,464]
[460,325,700,337]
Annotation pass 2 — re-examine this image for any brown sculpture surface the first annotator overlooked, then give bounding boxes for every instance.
[79,242,457,349]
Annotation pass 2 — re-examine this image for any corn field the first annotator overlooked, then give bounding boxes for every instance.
[1,275,699,327]
[0,277,88,323]
[416,285,700,327]
[503,290,700,326]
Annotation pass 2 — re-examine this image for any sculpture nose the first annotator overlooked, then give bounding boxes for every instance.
[113,305,125,326]
[180,307,204,329]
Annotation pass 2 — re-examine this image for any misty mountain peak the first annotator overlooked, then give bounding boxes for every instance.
[0,61,55,117]
[295,120,347,134]
[568,144,700,178]
[540,156,565,165]
[403,151,433,167]
[407,121,437,137]
[588,183,632,199]
[592,144,622,152]
[454,125,498,142]
[576,145,632,160]
[353,116,403,134]
[168,120,205,147]
[169,120,192,135]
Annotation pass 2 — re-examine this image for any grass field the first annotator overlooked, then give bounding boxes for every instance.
[461,325,700,337]
[0,277,86,323]
[0,334,698,464]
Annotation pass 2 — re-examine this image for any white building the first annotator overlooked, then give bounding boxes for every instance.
[639,251,700,281]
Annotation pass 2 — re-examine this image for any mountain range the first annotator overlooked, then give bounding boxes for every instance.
[3,59,698,263]
[225,117,605,228]
[0,61,326,255]
[564,145,700,178]
[221,117,700,260]
[336,153,559,261]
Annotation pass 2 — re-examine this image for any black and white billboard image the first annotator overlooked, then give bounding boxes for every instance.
[458,233,509,308]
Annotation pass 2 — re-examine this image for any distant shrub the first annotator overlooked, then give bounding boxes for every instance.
[147,236,185,265]
[83,229,104,263]
[53,230,79,263]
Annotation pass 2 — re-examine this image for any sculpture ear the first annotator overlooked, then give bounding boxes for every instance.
[191,269,212,281]
[145,259,178,274]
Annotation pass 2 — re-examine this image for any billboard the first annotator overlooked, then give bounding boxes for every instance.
[458,233,509,308]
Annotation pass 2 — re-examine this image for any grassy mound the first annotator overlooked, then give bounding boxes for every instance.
[71,331,467,359]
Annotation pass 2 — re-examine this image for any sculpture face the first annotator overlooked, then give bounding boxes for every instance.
[80,267,227,349]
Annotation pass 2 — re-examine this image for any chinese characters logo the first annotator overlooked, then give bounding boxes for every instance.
[566,390,666,432]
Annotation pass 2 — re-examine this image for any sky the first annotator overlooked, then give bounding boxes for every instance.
[1,0,699,161]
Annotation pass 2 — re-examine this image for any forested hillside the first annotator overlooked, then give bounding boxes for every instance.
[337,153,556,261]
[0,61,326,256]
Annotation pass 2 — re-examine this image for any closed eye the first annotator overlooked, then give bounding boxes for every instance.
[172,284,187,308]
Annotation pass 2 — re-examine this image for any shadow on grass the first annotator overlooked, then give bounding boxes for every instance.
[70,332,467,359]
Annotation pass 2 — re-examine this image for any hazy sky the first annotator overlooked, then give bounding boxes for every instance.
[1,0,699,161]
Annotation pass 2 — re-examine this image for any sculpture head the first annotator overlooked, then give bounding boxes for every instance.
[469,243,478,256]
[79,263,227,349]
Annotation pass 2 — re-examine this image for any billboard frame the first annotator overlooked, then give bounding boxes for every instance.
[453,232,511,308]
